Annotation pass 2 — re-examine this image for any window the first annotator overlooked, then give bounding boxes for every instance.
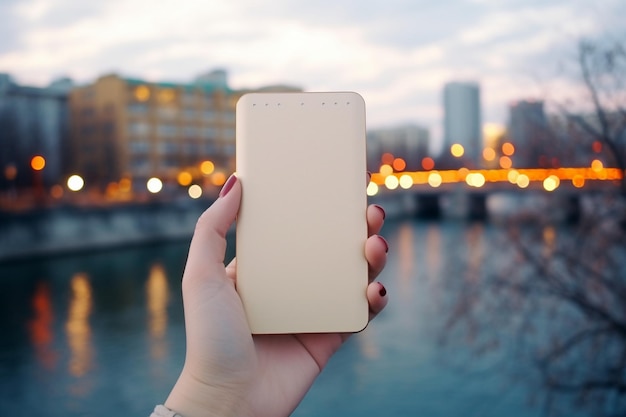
[157,141,177,154]
[82,88,95,100]
[183,126,198,138]
[182,142,198,155]
[201,127,216,139]
[223,127,235,140]
[131,155,149,172]
[222,111,235,123]
[81,124,95,136]
[157,88,176,104]
[183,109,197,120]
[157,106,178,119]
[133,85,150,102]
[129,122,149,136]
[201,95,214,107]
[128,103,148,114]
[129,140,149,154]
[157,124,177,138]
[162,157,178,168]
[81,107,95,117]
[182,92,196,106]
[223,144,235,155]
[204,143,218,154]
[203,110,217,121]
[102,122,115,136]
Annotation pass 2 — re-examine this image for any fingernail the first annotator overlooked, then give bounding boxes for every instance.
[374,204,386,220]
[378,235,389,253]
[378,282,387,297]
[219,174,237,198]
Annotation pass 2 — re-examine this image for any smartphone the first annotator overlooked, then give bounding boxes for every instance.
[235,92,369,334]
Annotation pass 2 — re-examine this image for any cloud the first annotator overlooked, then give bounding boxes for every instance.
[1,0,624,148]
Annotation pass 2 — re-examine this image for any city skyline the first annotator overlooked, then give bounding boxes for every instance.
[1,0,624,153]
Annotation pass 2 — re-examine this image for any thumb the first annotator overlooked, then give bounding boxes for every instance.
[184,174,241,283]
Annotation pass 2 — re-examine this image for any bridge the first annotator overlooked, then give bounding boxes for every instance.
[367,166,624,221]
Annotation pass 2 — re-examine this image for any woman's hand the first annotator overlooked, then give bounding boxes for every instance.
[165,175,388,417]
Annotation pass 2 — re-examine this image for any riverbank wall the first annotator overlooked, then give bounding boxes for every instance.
[0,198,212,263]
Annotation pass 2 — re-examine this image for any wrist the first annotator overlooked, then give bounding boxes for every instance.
[165,369,251,417]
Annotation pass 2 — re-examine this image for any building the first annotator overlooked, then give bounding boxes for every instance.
[367,124,430,171]
[443,81,482,166]
[68,69,244,189]
[0,73,73,190]
[508,99,550,167]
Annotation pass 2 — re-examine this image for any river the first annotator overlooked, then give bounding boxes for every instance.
[0,218,585,416]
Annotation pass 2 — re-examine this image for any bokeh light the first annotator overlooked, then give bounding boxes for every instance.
[591,159,604,172]
[30,155,46,171]
[384,175,399,190]
[450,144,465,158]
[381,153,394,165]
[466,173,485,188]
[379,164,393,177]
[4,164,17,180]
[50,184,63,198]
[428,172,442,188]
[211,172,227,187]
[482,148,496,161]
[399,174,413,189]
[592,141,602,153]
[421,157,435,171]
[543,175,560,192]
[188,184,202,199]
[200,160,215,175]
[502,142,515,156]
[572,175,585,188]
[366,182,379,196]
[516,174,530,188]
[177,171,193,186]
[392,158,406,171]
[67,175,84,191]
[119,178,132,193]
[147,177,163,193]
[134,85,150,101]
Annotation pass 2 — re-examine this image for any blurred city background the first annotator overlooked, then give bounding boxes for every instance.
[0,1,625,416]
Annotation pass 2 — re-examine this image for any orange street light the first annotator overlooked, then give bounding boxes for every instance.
[31,155,46,171]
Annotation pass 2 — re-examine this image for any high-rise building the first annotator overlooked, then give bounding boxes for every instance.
[68,70,244,189]
[443,81,482,165]
[508,100,549,167]
[0,73,73,190]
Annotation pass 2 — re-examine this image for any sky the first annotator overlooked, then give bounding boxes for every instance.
[1,0,624,152]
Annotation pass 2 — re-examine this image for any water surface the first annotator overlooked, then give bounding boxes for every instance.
[0,219,569,416]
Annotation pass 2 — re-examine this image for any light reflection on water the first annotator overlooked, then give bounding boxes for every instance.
[146,264,170,362]
[66,273,93,379]
[28,282,56,371]
[0,220,582,417]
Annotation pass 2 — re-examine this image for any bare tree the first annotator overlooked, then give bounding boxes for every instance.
[439,38,626,417]
[564,39,626,193]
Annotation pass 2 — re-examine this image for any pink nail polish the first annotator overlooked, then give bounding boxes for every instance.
[378,235,389,253]
[219,174,237,198]
[378,282,387,297]
[374,204,386,220]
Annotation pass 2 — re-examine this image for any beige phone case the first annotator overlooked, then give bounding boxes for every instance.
[235,92,369,334]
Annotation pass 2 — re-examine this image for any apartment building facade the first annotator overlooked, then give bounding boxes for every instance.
[68,70,241,189]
